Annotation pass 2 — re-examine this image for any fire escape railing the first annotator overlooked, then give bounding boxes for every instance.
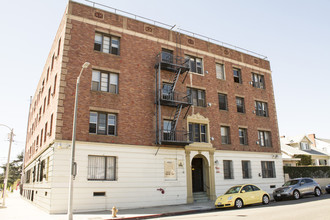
[155,51,192,146]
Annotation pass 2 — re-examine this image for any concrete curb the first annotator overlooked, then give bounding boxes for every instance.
[104,207,216,220]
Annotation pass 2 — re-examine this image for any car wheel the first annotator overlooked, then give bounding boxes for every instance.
[262,195,270,205]
[235,198,243,209]
[315,187,321,197]
[293,190,300,200]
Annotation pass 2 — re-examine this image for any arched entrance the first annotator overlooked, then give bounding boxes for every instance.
[191,155,209,193]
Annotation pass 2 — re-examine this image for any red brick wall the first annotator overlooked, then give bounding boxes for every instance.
[25,0,281,167]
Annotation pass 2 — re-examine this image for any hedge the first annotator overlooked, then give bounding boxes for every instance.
[284,166,330,179]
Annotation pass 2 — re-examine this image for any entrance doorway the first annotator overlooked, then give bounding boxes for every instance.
[192,158,204,192]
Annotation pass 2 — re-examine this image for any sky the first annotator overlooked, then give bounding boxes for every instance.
[0,0,329,166]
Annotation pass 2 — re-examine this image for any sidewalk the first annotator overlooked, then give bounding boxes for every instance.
[0,190,215,220]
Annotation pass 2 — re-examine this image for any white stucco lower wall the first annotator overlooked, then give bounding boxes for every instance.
[214,151,284,197]
[23,141,285,214]
[49,141,187,214]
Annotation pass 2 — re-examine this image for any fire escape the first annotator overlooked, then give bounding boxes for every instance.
[155,50,192,145]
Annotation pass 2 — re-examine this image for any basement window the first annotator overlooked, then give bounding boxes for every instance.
[93,192,106,196]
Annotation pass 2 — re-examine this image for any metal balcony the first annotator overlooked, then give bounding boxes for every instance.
[160,130,192,146]
[155,51,190,73]
[160,89,192,107]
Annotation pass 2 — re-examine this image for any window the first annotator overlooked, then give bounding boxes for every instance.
[87,156,116,181]
[242,160,251,179]
[57,38,61,56]
[233,68,242,83]
[46,67,49,82]
[47,87,51,105]
[255,101,268,117]
[258,130,272,147]
[94,33,120,55]
[163,120,172,141]
[162,83,173,100]
[49,114,53,136]
[221,126,230,144]
[92,70,118,94]
[252,73,265,89]
[239,128,248,145]
[300,142,310,150]
[185,55,203,74]
[40,129,43,147]
[51,54,55,70]
[223,160,234,179]
[189,123,207,143]
[187,88,205,107]
[261,161,276,178]
[236,97,245,113]
[44,123,47,142]
[161,49,173,63]
[218,93,228,110]
[43,97,46,113]
[89,112,117,136]
[53,74,57,96]
[216,63,225,80]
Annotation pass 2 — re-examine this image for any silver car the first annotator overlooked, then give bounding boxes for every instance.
[273,178,321,201]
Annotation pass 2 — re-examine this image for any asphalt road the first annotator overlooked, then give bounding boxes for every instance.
[156,193,330,220]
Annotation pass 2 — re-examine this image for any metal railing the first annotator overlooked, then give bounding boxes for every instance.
[161,130,191,144]
[81,0,267,60]
[160,89,191,105]
[156,52,190,67]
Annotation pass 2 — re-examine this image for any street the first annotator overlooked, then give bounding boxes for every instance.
[157,194,330,220]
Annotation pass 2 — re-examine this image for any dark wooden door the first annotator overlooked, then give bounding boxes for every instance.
[192,158,204,192]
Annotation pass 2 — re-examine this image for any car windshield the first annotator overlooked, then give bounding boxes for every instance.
[225,186,242,194]
[283,180,299,186]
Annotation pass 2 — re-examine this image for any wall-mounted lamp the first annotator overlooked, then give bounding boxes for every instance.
[205,70,209,74]
[210,137,214,141]
[256,141,260,145]
[207,103,212,107]
[215,160,219,165]
[258,173,261,177]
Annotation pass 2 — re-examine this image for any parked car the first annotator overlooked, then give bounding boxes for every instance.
[273,178,321,201]
[214,184,270,209]
[326,184,330,193]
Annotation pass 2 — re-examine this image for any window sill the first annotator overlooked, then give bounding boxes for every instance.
[90,90,118,95]
[89,133,117,137]
[93,50,120,57]
[219,109,229,112]
[189,71,204,76]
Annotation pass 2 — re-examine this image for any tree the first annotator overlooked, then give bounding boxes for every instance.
[0,152,23,189]
[294,154,312,166]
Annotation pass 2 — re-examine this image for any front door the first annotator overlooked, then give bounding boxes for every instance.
[192,158,204,192]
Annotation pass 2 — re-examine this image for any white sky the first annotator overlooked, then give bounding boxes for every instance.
[0,0,329,166]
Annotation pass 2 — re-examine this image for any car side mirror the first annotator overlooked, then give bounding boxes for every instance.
[241,190,246,193]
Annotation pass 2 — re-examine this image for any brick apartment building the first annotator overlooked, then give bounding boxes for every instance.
[22,1,283,213]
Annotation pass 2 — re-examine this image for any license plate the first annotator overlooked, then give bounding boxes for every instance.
[277,194,280,197]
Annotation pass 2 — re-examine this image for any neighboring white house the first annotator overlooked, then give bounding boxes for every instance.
[280,135,330,166]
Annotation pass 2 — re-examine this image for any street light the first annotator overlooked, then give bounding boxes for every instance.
[0,124,14,208]
[67,62,90,220]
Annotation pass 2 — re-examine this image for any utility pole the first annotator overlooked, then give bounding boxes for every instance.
[1,125,14,208]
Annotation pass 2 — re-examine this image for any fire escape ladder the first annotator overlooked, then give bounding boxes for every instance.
[170,68,182,93]
[171,104,183,133]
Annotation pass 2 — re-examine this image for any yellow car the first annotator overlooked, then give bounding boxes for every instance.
[215,184,270,209]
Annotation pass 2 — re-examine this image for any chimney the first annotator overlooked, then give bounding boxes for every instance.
[308,134,316,147]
